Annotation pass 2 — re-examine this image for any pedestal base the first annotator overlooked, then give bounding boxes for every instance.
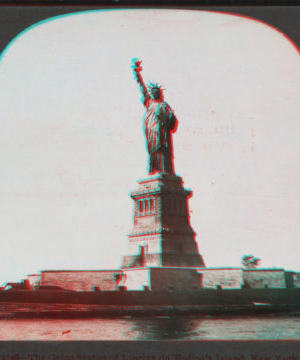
[121,173,205,269]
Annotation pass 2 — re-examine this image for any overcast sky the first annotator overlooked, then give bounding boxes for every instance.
[0,9,300,285]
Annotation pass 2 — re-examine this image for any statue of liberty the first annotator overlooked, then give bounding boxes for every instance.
[131,58,177,175]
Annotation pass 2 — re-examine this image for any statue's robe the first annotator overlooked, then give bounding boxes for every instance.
[142,96,177,175]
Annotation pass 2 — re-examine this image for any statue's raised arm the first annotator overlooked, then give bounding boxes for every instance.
[131,59,178,176]
[131,58,151,108]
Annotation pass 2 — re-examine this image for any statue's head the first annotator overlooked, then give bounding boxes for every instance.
[147,82,164,100]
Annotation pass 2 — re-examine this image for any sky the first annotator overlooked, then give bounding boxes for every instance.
[0,9,300,285]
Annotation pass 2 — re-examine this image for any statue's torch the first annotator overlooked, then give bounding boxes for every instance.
[131,58,149,101]
[131,58,143,79]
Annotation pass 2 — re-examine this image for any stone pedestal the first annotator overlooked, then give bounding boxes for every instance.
[121,173,205,268]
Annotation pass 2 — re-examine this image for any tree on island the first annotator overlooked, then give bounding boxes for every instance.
[241,255,261,269]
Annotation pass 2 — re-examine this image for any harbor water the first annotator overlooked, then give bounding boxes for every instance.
[1,315,300,340]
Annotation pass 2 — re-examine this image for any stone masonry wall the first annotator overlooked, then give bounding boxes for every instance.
[40,270,121,291]
[150,268,201,291]
[26,274,40,288]
[196,268,244,289]
[123,268,150,290]
[40,268,290,292]
[243,269,286,288]
[292,273,300,288]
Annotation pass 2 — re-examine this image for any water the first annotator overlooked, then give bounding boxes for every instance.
[0,315,300,340]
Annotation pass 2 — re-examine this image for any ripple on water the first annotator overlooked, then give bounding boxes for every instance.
[0,315,300,340]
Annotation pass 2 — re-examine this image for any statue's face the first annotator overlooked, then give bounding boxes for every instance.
[150,90,163,101]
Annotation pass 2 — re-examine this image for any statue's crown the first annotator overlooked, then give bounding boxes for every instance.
[147,81,163,92]
[147,82,164,99]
